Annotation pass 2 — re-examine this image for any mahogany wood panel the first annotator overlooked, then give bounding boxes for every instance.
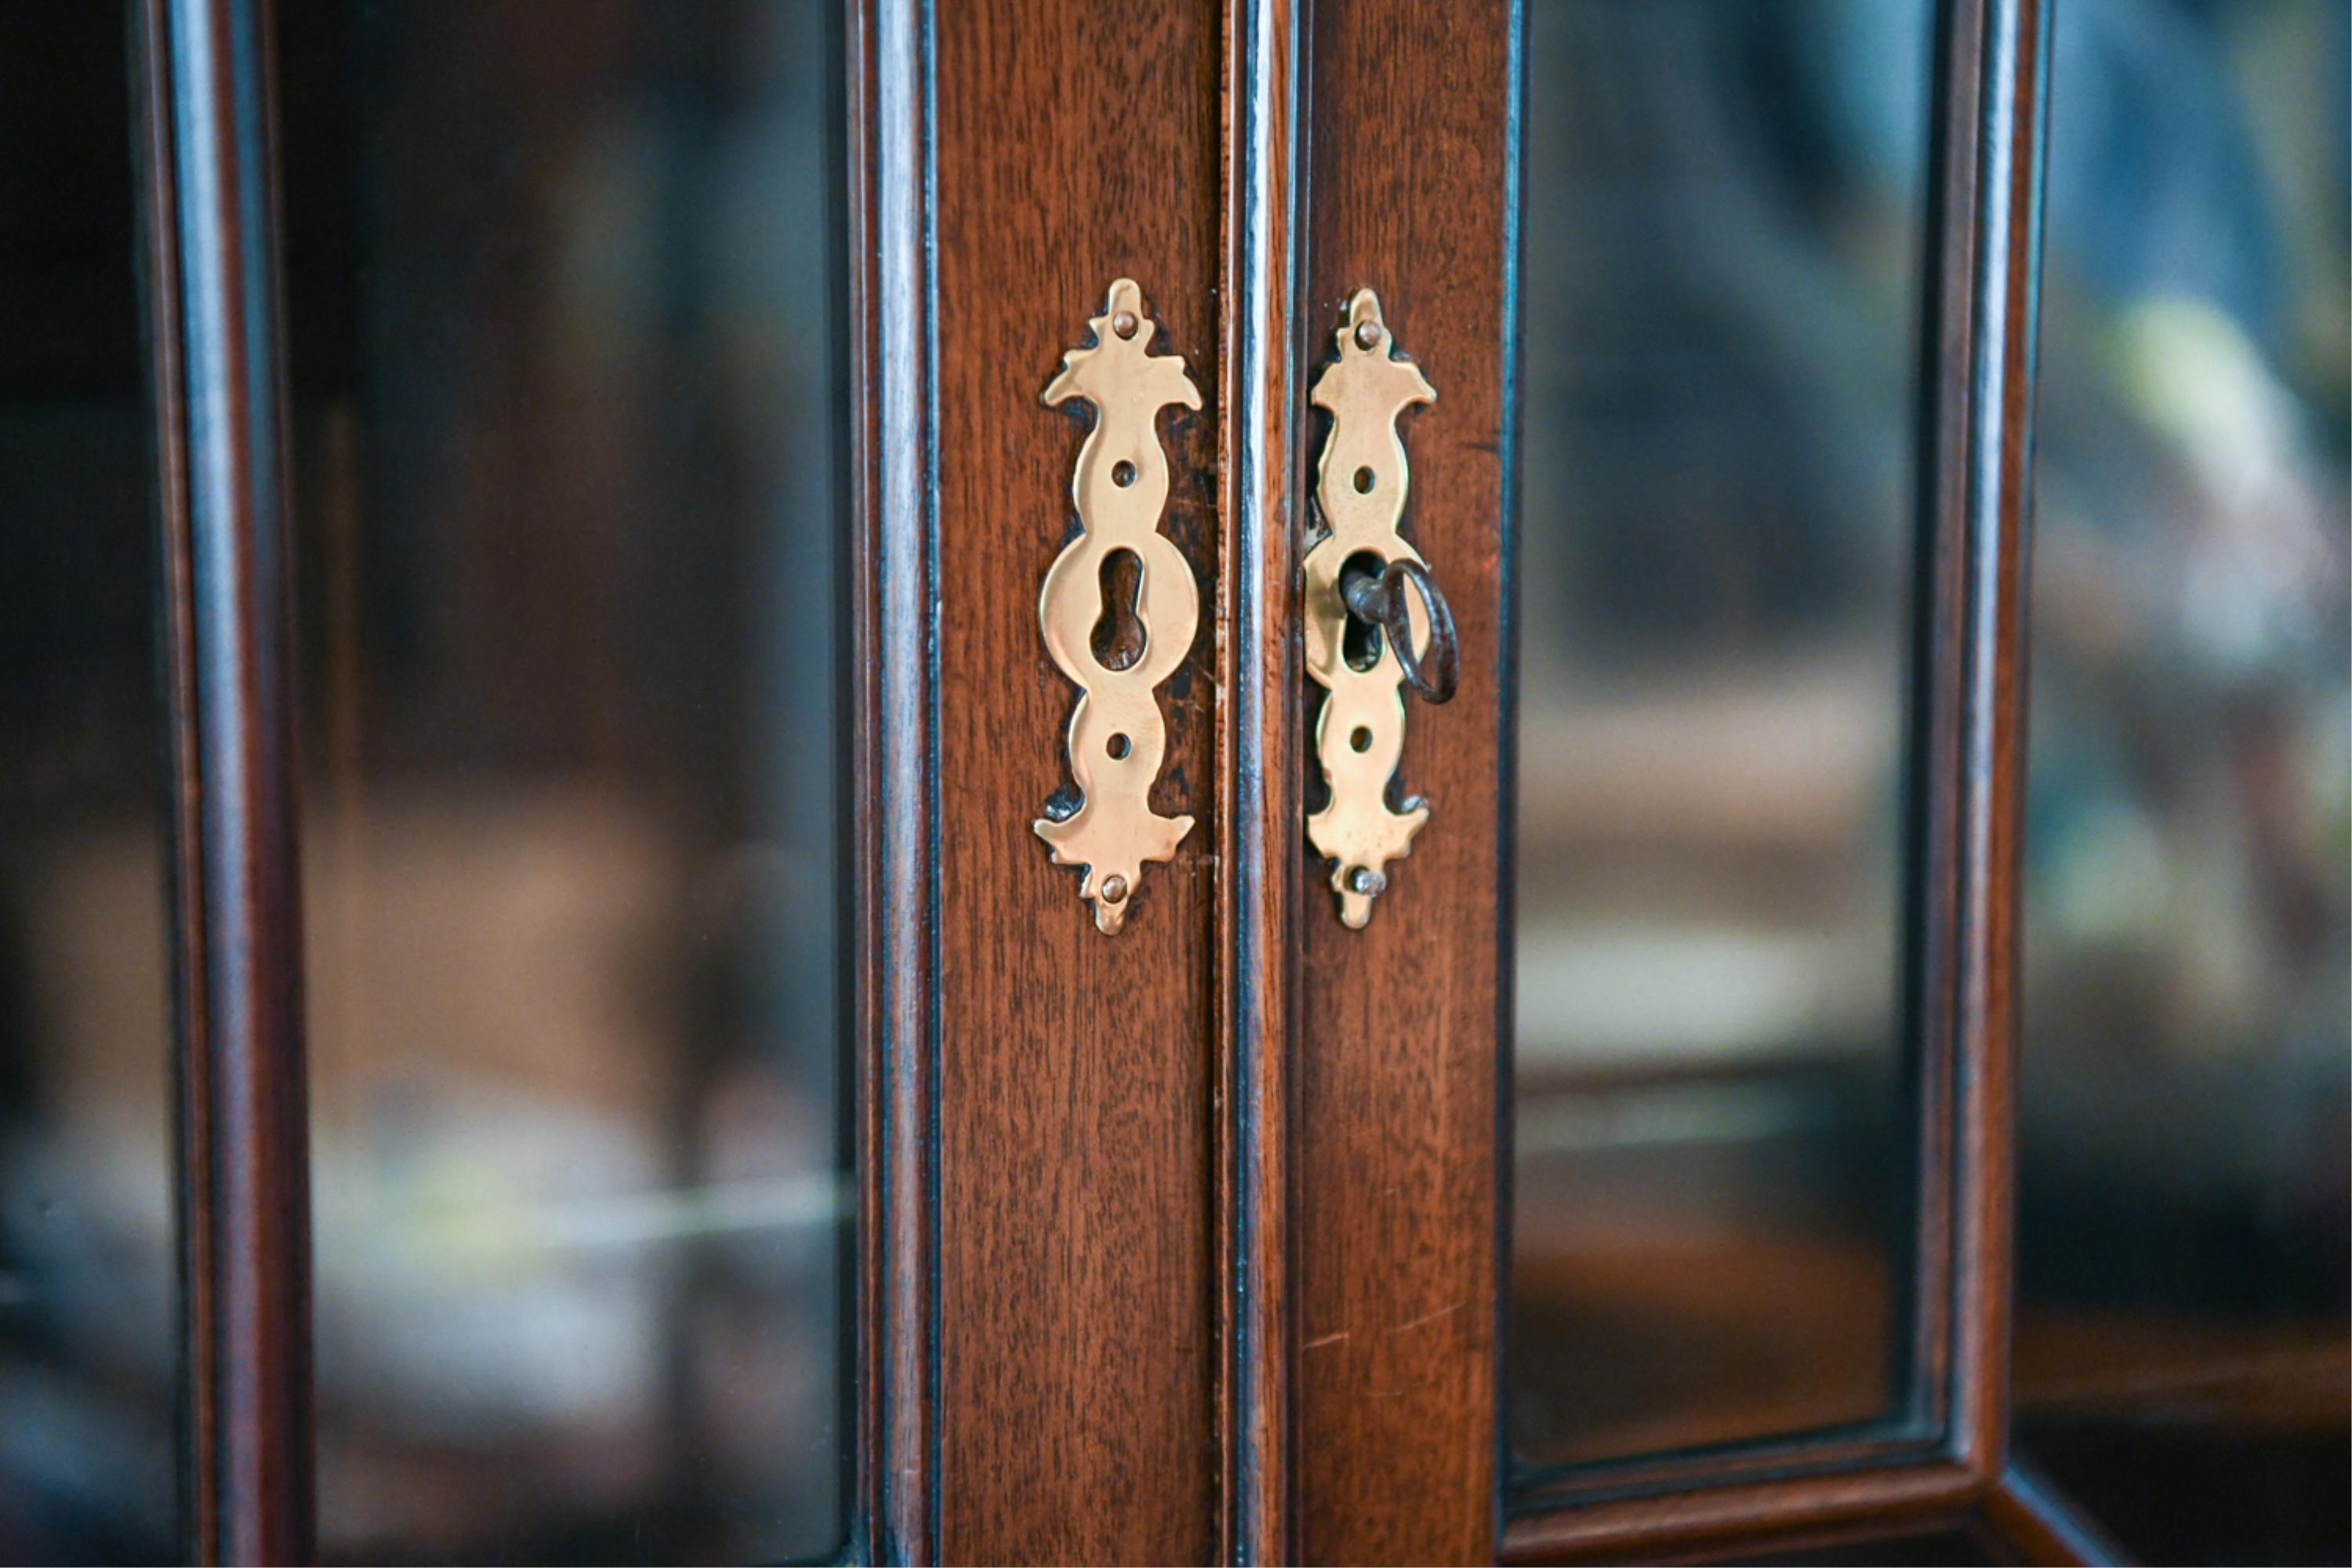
[136,0,316,1560]
[1294,2,1515,1562]
[928,2,1225,1559]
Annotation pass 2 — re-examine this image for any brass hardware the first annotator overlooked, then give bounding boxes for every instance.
[1305,289,1451,928]
[1035,279,1201,935]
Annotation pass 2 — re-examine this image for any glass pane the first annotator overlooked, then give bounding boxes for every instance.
[0,6,181,1560]
[1511,0,1933,1469]
[278,5,851,1560]
[2016,0,2348,1561]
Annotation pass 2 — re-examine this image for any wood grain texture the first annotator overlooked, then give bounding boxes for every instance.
[1294,2,1515,1562]
[140,0,316,1559]
[1216,0,1301,1560]
[931,2,1224,1559]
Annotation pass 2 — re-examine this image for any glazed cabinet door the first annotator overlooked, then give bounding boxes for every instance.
[1284,0,2064,1561]
[1294,2,2347,1566]
[9,1,2337,1563]
[13,0,1243,1560]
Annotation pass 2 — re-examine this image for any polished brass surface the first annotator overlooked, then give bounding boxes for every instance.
[1305,289,1439,927]
[1035,278,1202,934]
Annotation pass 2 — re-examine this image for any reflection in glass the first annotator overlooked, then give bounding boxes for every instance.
[0,6,180,1561]
[278,5,849,1560]
[2016,0,2349,1560]
[1511,0,1933,1468]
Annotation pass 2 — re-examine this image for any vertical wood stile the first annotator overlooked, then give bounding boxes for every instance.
[849,0,941,1559]
[1218,0,1302,1561]
[136,0,314,1560]
[1948,0,2052,1483]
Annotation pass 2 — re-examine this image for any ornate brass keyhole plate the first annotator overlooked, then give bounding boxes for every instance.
[1033,279,1201,935]
[1304,289,1439,927]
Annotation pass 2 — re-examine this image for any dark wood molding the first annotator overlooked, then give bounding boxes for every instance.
[848,0,941,1559]
[132,2,212,1555]
[136,0,315,1561]
[1508,1432,1953,1526]
[1657,1510,2009,1568]
[1503,1462,1981,1565]
[1944,0,2051,1478]
[1982,1460,2128,1566]
[1216,0,1304,1561]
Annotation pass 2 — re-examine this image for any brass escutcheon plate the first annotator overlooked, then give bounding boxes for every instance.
[1304,289,1436,927]
[1033,279,1201,934]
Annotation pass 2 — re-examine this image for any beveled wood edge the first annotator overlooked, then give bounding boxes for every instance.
[1644,1509,1999,1568]
[1508,1430,1949,1519]
[1904,0,1987,1443]
[1215,0,1304,1562]
[136,0,317,1561]
[132,1,216,1556]
[1501,1460,1980,1563]
[1504,1459,2122,1566]
[1494,0,1528,1549]
[1981,1459,2129,1566]
[1502,0,2053,1552]
[849,0,940,1560]
[1948,0,2050,1475]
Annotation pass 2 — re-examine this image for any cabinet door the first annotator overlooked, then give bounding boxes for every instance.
[17,2,2336,1563]
[1287,0,2046,1559]
[116,0,1244,1561]
[1289,2,2347,1565]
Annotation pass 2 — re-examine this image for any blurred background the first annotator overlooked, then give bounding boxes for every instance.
[1512,0,1934,1472]
[1510,2,2347,1561]
[2016,0,2347,1558]
[278,3,851,1560]
[0,2,851,1562]
[0,7,178,1560]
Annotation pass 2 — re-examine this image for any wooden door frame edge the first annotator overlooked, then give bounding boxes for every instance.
[1216,0,1306,1562]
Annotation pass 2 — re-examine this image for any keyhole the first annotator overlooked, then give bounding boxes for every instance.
[1349,725,1372,753]
[1339,550,1388,672]
[1090,547,1146,672]
[1353,466,1376,493]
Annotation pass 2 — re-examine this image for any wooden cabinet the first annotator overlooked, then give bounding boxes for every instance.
[0,0,2342,1563]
